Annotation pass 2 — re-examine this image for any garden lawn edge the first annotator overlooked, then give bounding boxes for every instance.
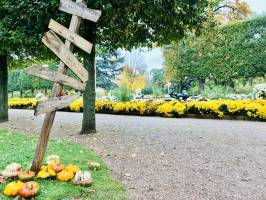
[0,129,127,200]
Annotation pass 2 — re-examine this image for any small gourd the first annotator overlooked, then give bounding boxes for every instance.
[4,181,24,196]
[72,171,93,187]
[87,162,101,171]
[56,169,74,182]
[46,155,60,164]
[37,170,50,179]
[0,176,5,184]
[65,164,80,174]
[18,171,35,181]
[47,167,56,177]
[41,165,48,171]
[49,163,64,173]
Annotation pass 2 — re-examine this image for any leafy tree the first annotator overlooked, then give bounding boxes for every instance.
[1,0,210,131]
[96,52,124,90]
[8,70,19,97]
[214,0,252,23]
[80,0,211,134]
[118,65,148,92]
[151,69,164,87]
[0,1,64,121]
[164,16,266,92]
[150,69,166,95]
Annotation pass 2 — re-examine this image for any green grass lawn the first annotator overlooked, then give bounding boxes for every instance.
[0,130,126,200]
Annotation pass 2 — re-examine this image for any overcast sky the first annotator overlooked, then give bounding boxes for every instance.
[245,0,266,15]
[144,0,266,71]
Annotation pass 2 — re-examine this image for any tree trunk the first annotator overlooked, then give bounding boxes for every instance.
[0,54,8,122]
[178,80,183,93]
[198,79,205,93]
[80,24,96,134]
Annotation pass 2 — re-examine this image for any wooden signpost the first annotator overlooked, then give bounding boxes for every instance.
[34,93,81,116]
[26,65,86,91]
[25,0,101,172]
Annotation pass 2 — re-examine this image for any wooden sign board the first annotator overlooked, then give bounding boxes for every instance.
[59,0,101,22]
[49,19,93,54]
[29,0,102,172]
[25,65,85,91]
[42,30,88,82]
[35,93,81,116]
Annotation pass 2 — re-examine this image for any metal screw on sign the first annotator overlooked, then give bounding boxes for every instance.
[25,0,101,172]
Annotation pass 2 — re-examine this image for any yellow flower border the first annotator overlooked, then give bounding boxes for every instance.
[8,98,266,120]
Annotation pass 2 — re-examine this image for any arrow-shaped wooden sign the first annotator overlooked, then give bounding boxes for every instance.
[29,0,102,172]
[34,93,81,116]
[49,19,93,54]
[25,65,86,91]
[59,0,101,22]
[42,30,88,82]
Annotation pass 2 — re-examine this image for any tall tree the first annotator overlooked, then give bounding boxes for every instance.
[118,65,148,92]
[80,0,210,134]
[0,55,8,122]
[0,1,64,121]
[164,16,266,90]
[209,0,252,25]
[96,52,124,90]
[1,1,210,132]
[151,69,165,93]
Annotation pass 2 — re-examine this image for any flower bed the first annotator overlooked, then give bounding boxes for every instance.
[8,98,37,109]
[8,98,266,121]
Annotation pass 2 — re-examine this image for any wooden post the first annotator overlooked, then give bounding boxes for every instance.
[30,2,82,172]
[29,0,101,172]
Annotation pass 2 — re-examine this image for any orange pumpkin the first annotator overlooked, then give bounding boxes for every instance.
[49,163,64,173]
[19,181,40,198]
[18,171,35,181]
[0,176,5,184]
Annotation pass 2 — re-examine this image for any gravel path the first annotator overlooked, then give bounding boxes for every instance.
[1,109,266,200]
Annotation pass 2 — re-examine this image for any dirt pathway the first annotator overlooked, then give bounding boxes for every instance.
[1,109,266,200]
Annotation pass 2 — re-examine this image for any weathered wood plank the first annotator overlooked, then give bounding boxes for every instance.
[48,19,92,54]
[35,93,81,116]
[42,30,88,82]
[59,0,101,22]
[25,65,85,91]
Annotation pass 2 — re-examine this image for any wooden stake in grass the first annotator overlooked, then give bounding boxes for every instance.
[29,0,101,172]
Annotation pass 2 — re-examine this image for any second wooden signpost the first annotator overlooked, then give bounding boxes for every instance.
[25,0,102,172]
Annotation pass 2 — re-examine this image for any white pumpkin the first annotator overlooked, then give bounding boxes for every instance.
[46,155,60,164]
[72,171,93,187]
[2,163,22,178]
